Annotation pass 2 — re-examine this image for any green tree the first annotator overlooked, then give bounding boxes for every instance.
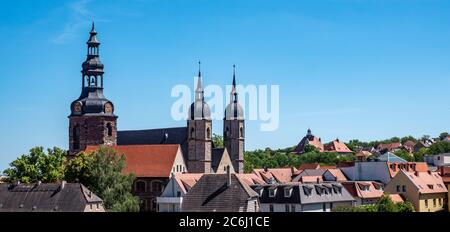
[3,147,67,183]
[394,150,413,162]
[401,136,417,144]
[212,133,224,148]
[68,147,139,212]
[439,132,449,141]
[413,147,429,162]
[429,141,450,155]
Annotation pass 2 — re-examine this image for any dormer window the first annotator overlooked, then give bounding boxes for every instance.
[284,188,293,197]
[428,184,434,190]
[269,188,277,197]
[303,186,312,196]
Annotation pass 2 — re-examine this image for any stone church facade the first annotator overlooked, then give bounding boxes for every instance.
[68,25,245,174]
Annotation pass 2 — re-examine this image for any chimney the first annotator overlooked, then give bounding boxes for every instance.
[61,181,66,190]
[226,165,231,187]
[264,166,268,172]
[415,171,419,177]
[317,177,321,184]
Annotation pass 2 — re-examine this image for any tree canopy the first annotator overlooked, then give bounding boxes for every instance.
[333,195,415,212]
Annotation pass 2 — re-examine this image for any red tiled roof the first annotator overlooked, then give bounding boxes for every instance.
[298,163,320,170]
[235,174,265,186]
[299,176,323,183]
[324,140,353,153]
[377,142,402,152]
[326,169,347,181]
[252,168,296,183]
[389,194,404,204]
[341,181,384,199]
[402,170,448,194]
[173,173,203,194]
[85,145,181,178]
[356,151,372,157]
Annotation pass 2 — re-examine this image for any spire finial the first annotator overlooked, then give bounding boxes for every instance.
[198,61,201,77]
[90,21,96,34]
[232,64,236,87]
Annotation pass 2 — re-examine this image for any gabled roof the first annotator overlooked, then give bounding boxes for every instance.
[0,183,102,212]
[253,168,297,184]
[377,143,402,152]
[85,144,182,178]
[401,170,448,194]
[173,173,203,194]
[182,174,258,212]
[389,194,404,203]
[235,173,265,186]
[325,169,347,182]
[324,140,353,153]
[294,134,324,154]
[298,176,323,183]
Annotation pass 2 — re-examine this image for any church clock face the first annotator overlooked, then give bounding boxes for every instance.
[104,102,113,114]
[73,102,82,113]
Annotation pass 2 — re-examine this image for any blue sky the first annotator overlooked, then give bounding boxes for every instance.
[0,0,449,171]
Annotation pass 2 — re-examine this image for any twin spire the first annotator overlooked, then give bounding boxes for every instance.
[195,61,239,103]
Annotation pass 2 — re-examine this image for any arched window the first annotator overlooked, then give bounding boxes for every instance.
[151,181,163,192]
[106,123,113,137]
[73,125,80,150]
[135,181,146,192]
[190,127,195,139]
[225,127,230,138]
[240,127,244,138]
[206,128,211,139]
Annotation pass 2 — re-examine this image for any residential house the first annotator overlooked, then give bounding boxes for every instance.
[377,143,402,154]
[253,168,298,184]
[182,168,260,212]
[355,151,373,162]
[0,182,104,212]
[341,181,385,205]
[323,169,348,182]
[85,144,187,212]
[403,141,417,154]
[254,182,355,212]
[384,170,447,212]
[323,139,353,155]
[156,173,203,212]
[438,166,450,211]
[292,169,326,182]
[157,173,264,212]
[444,136,450,142]
[340,161,429,184]
[433,153,450,167]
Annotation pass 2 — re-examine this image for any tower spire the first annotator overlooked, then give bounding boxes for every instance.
[232,64,236,87]
[195,61,204,102]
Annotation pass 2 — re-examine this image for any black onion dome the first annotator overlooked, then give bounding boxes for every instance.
[189,101,211,120]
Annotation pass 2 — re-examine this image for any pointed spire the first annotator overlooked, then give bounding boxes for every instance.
[232,64,236,87]
[90,22,96,34]
[195,61,204,101]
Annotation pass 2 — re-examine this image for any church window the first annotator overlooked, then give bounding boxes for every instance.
[226,127,230,137]
[240,127,244,138]
[106,123,113,137]
[206,128,211,139]
[73,125,80,150]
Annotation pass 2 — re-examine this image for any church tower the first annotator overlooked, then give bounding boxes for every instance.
[187,62,212,173]
[224,65,245,173]
[68,23,117,156]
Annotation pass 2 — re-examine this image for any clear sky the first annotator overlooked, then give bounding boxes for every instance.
[0,0,449,171]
